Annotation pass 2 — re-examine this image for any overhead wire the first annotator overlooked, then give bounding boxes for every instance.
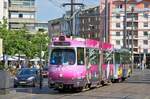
[48,0,68,12]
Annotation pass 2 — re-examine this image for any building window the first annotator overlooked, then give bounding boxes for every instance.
[82,19,84,24]
[144,22,148,27]
[143,40,148,45]
[19,14,23,18]
[134,48,138,52]
[82,27,84,31]
[116,40,120,45]
[4,2,7,9]
[143,13,148,18]
[127,22,131,27]
[88,18,91,22]
[116,4,122,9]
[144,49,148,53]
[116,32,120,36]
[143,31,148,36]
[116,23,120,28]
[116,14,120,19]
[144,3,149,8]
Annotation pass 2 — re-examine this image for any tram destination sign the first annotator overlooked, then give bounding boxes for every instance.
[53,42,71,46]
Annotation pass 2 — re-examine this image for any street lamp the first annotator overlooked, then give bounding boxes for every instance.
[131,7,134,73]
[39,32,44,89]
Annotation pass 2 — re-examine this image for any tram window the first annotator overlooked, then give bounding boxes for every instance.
[86,48,99,65]
[50,49,75,65]
[103,51,113,64]
[115,52,120,64]
[77,48,85,65]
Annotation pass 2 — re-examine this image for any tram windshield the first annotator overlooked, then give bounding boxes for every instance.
[50,49,75,65]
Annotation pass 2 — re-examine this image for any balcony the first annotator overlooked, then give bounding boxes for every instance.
[9,5,36,12]
[9,18,36,23]
[9,24,24,29]
[113,0,124,2]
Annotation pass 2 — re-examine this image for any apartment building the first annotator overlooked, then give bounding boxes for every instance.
[0,0,8,23]
[8,0,36,31]
[108,0,150,54]
[79,6,100,40]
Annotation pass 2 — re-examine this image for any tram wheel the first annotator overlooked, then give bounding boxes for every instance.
[76,87,83,92]
[122,77,126,81]
[101,81,105,86]
[116,78,122,83]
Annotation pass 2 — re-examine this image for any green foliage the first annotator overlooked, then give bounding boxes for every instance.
[0,62,4,70]
[114,49,131,64]
[0,19,50,60]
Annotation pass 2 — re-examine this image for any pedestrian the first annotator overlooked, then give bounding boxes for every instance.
[141,61,145,70]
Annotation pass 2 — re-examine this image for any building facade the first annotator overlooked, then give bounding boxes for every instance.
[109,0,150,54]
[0,0,8,22]
[48,6,100,39]
[35,21,48,33]
[48,18,64,37]
[8,0,36,31]
[79,6,100,40]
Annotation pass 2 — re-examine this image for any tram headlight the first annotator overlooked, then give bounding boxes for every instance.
[77,76,82,80]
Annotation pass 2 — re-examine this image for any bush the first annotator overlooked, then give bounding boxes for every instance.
[0,62,5,70]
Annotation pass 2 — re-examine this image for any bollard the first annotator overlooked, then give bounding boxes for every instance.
[0,70,14,95]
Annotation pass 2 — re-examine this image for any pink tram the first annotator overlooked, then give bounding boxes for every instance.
[48,35,114,91]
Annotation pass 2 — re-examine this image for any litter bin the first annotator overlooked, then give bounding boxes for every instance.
[0,70,14,94]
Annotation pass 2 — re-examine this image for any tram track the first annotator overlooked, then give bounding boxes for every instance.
[53,93,130,99]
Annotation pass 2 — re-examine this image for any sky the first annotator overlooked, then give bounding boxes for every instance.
[36,0,99,22]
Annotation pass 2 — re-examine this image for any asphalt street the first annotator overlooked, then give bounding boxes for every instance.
[0,69,150,99]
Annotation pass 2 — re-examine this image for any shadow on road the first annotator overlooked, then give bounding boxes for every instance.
[14,85,83,95]
[15,85,56,94]
[14,84,107,95]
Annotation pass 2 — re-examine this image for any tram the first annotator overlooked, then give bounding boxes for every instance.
[47,35,131,91]
[48,35,113,90]
[111,49,132,82]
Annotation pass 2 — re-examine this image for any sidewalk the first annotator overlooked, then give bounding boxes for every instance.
[126,69,150,84]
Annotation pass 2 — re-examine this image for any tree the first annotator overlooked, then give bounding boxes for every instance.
[0,18,50,61]
[30,32,49,59]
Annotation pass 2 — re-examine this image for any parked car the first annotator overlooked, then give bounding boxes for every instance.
[14,68,40,87]
[42,67,48,78]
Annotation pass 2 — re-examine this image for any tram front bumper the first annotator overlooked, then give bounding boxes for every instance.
[48,79,86,88]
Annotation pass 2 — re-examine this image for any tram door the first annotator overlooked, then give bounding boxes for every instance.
[85,48,100,83]
[85,49,91,83]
